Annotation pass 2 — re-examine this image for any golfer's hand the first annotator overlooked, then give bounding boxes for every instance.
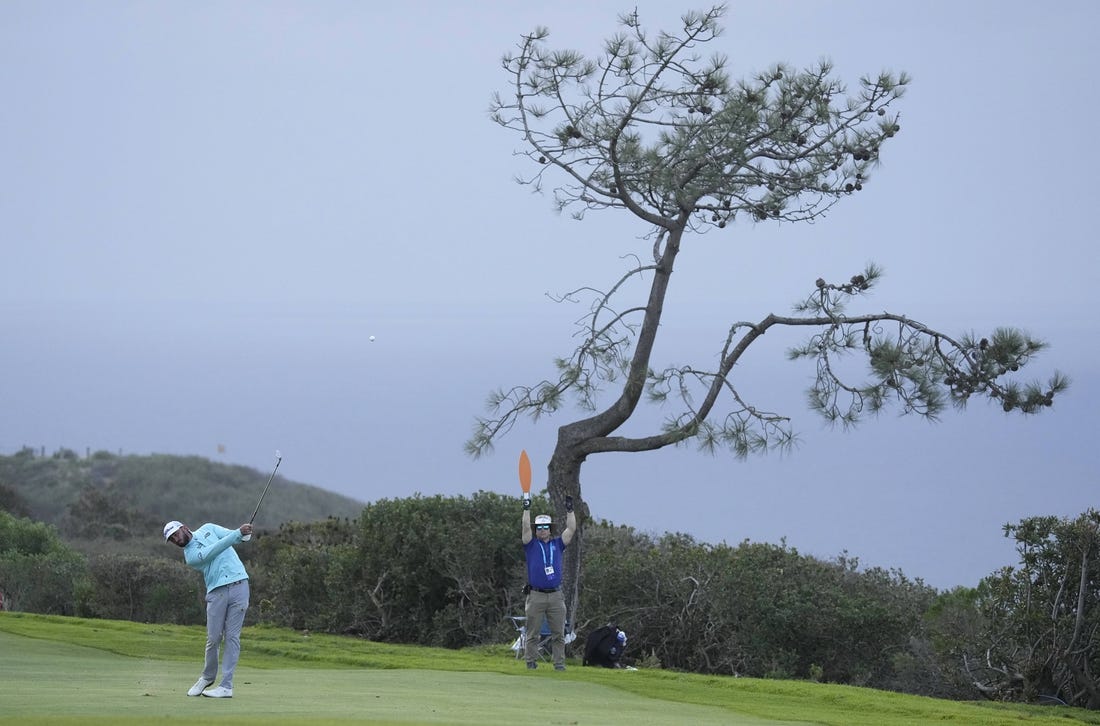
[240,524,253,537]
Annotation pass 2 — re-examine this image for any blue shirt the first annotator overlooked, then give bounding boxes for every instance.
[524,536,566,590]
[183,523,249,593]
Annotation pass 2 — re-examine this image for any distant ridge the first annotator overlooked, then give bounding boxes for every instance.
[0,448,365,556]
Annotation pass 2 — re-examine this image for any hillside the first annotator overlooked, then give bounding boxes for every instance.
[0,448,365,557]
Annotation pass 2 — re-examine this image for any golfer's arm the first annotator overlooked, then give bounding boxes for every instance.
[561,511,577,546]
[521,509,532,544]
[185,529,242,566]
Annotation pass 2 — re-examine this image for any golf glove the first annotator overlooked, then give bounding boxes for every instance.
[523,494,531,510]
[565,495,574,513]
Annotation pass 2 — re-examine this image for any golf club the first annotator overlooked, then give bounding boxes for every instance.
[242,449,281,541]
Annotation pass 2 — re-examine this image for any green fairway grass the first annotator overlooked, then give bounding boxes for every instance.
[2,613,1098,726]
[0,628,789,726]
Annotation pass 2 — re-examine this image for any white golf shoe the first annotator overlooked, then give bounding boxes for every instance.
[203,686,233,698]
[187,678,214,696]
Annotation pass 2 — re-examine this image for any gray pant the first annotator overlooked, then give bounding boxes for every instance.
[203,580,249,688]
[524,589,566,667]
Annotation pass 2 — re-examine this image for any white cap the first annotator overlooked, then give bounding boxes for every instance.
[163,520,184,541]
[534,514,552,526]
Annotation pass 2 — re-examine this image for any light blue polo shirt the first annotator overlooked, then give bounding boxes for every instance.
[183,523,249,593]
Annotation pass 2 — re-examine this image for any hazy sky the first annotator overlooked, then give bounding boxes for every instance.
[3,1,1096,590]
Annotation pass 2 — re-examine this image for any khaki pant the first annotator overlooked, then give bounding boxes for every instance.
[524,589,566,667]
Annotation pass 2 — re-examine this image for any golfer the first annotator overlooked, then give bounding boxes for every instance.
[163,519,252,698]
[521,493,576,670]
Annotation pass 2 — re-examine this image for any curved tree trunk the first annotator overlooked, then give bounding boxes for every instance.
[547,227,684,634]
[547,439,586,634]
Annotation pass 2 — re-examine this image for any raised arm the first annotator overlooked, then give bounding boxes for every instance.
[521,494,533,544]
[562,495,577,546]
[183,523,244,567]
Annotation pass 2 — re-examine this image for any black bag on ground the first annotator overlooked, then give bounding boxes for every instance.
[583,624,626,667]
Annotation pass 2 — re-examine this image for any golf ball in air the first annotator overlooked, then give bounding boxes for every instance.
[369,335,376,341]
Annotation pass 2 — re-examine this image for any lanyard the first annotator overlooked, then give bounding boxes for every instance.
[539,540,554,568]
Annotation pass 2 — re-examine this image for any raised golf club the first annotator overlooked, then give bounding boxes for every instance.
[242,449,281,541]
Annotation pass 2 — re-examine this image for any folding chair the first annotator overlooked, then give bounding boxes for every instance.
[508,615,549,660]
[508,615,574,661]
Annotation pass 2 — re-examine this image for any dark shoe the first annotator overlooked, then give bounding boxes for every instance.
[554,664,566,671]
[526,661,537,670]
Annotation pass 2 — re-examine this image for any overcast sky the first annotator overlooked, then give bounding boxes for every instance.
[2,1,1096,590]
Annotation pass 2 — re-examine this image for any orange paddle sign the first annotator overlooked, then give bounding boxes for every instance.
[518,450,532,494]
